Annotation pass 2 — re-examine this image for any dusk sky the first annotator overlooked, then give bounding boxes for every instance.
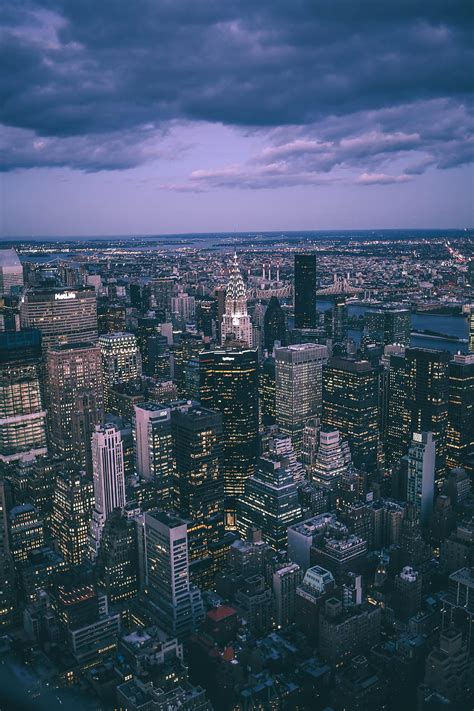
[1,1,473,236]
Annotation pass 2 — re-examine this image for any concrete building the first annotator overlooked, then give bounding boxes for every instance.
[407,432,435,526]
[144,510,203,637]
[272,562,303,628]
[275,343,328,452]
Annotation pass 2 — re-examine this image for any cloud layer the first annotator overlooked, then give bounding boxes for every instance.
[1,1,472,187]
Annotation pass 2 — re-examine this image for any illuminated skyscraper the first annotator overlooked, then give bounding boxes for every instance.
[95,507,139,606]
[20,286,98,352]
[385,350,408,467]
[99,332,142,411]
[294,254,316,329]
[46,342,103,470]
[311,429,352,493]
[407,431,435,526]
[365,308,411,347]
[237,437,302,550]
[90,423,126,557]
[0,329,47,463]
[446,353,474,470]
[322,357,379,471]
[171,401,224,587]
[220,253,252,346]
[199,348,259,527]
[275,343,328,453]
[144,510,203,637]
[133,402,173,507]
[404,348,449,477]
[52,470,95,565]
[259,357,276,427]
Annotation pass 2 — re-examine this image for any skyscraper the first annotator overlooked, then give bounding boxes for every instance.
[0,248,23,295]
[311,429,353,494]
[46,342,103,470]
[0,479,16,629]
[90,423,126,557]
[99,332,142,411]
[259,356,276,427]
[322,357,379,471]
[365,309,411,347]
[95,507,139,606]
[52,470,95,565]
[275,343,329,453]
[385,350,408,467]
[446,353,474,470]
[20,286,98,352]
[171,401,224,587]
[404,348,449,477]
[407,431,435,526]
[133,402,173,506]
[0,329,48,463]
[220,253,253,346]
[237,438,302,550]
[199,348,259,527]
[294,254,316,329]
[263,296,287,352]
[144,510,203,637]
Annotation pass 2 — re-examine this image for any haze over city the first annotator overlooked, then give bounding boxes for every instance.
[1,1,473,236]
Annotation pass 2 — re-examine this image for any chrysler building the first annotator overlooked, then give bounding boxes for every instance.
[221,253,253,347]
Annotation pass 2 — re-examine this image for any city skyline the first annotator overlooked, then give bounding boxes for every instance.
[1,2,473,236]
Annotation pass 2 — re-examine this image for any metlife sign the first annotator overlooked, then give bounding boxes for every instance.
[54,291,77,301]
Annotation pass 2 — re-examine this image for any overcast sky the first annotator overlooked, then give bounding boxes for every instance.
[1,1,473,236]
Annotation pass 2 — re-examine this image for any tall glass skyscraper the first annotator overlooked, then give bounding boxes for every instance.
[199,348,259,527]
[294,254,317,329]
[322,357,380,471]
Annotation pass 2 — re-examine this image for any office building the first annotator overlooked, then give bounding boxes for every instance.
[424,627,473,705]
[393,566,422,621]
[273,562,303,628]
[171,402,224,586]
[99,332,142,411]
[311,530,368,584]
[446,353,474,470]
[237,439,303,551]
[322,357,379,470]
[20,286,98,352]
[90,424,126,557]
[318,598,381,666]
[404,348,450,477]
[385,350,408,466]
[0,330,48,463]
[311,428,352,494]
[95,508,139,606]
[295,565,337,642]
[275,343,328,452]
[0,479,16,629]
[52,470,95,565]
[234,575,273,636]
[199,348,259,526]
[287,513,337,571]
[294,254,316,329]
[407,432,435,526]
[0,248,23,295]
[263,296,286,352]
[365,308,411,347]
[220,253,252,346]
[46,342,103,470]
[133,402,173,506]
[171,291,196,323]
[8,503,45,563]
[144,510,204,637]
[259,357,276,427]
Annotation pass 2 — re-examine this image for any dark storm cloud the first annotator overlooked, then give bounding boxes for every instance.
[0,0,472,177]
